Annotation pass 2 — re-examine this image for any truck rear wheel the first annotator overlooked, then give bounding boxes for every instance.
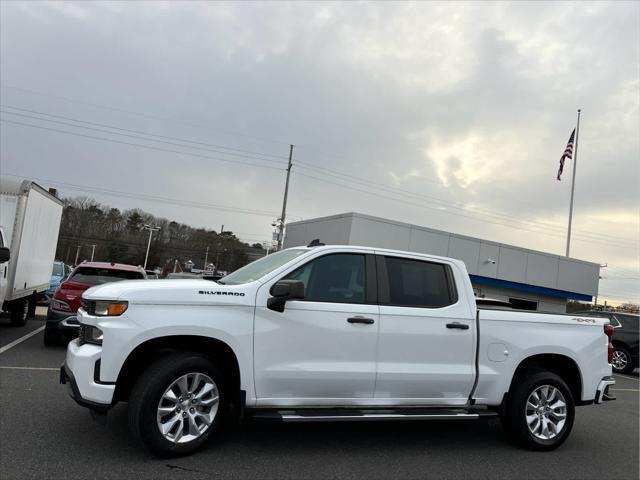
[9,299,29,327]
[503,371,575,451]
[128,353,228,458]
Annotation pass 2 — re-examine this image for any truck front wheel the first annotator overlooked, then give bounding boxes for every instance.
[128,353,228,458]
[503,371,575,451]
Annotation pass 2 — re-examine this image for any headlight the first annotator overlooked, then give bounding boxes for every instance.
[92,300,128,316]
[51,299,71,312]
[78,324,103,346]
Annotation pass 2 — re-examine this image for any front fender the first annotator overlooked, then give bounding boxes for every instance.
[88,303,256,400]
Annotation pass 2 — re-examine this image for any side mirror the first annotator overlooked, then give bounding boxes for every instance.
[267,280,305,312]
[0,246,10,263]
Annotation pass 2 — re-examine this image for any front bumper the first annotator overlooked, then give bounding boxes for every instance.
[61,339,115,408]
[595,376,616,404]
[46,307,80,333]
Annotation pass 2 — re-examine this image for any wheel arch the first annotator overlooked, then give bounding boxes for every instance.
[114,335,241,405]
[506,353,583,406]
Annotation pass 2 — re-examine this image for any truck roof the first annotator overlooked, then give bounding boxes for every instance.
[291,244,467,268]
[0,176,64,205]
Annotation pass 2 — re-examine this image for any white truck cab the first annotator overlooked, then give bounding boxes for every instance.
[62,243,615,457]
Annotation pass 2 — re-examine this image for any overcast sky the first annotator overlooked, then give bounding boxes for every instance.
[1,1,638,304]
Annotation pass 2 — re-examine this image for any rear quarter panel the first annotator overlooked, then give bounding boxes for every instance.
[475,310,611,405]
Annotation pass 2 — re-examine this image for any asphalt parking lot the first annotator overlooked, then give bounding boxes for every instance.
[1,310,638,480]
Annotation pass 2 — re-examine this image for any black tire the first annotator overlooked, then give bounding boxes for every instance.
[128,353,229,458]
[43,329,60,346]
[611,346,635,374]
[27,295,37,318]
[503,371,575,451]
[9,299,28,327]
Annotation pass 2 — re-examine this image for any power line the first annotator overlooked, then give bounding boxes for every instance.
[607,266,640,276]
[1,105,288,162]
[295,142,639,245]
[1,84,290,146]
[58,234,264,254]
[292,170,636,249]
[295,145,588,220]
[0,119,286,171]
[3,98,636,249]
[2,173,283,218]
[294,161,638,246]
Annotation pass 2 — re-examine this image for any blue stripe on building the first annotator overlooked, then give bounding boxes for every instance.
[469,275,593,302]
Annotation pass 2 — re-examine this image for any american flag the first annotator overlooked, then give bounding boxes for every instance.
[557,129,575,181]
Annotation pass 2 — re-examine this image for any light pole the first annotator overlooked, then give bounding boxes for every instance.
[90,244,96,262]
[142,224,161,270]
[74,245,82,266]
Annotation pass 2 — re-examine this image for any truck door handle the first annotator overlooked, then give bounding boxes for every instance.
[446,322,469,330]
[347,317,375,325]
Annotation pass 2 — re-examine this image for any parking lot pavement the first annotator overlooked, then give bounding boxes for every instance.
[0,317,638,480]
[0,307,47,350]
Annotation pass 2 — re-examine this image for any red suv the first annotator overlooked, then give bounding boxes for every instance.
[44,262,146,345]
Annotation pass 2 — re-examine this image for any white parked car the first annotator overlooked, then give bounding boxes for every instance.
[61,243,615,457]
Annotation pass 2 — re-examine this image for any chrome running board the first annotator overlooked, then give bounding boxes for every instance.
[251,408,498,423]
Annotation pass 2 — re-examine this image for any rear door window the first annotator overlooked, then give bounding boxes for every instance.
[616,314,639,331]
[70,267,144,285]
[382,256,457,308]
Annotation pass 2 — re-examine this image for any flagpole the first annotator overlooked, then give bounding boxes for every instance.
[565,108,581,257]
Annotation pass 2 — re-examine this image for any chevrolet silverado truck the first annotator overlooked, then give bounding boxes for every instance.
[61,244,616,457]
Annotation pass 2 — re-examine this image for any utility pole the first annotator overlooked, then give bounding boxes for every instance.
[204,246,209,271]
[565,109,581,257]
[277,144,294,251]
[143,224,161,270]
[74,245,82,266]
[90,244,96,262]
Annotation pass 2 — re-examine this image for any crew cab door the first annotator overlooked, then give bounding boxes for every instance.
[254,251,379,406]
[374,254,476,406]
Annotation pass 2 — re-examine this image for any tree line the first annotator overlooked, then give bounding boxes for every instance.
[55,197,265,273]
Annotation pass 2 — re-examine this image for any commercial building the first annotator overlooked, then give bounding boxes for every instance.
[284,212,600,313]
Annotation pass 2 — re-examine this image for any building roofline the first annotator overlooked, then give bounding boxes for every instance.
[288,211,600,268]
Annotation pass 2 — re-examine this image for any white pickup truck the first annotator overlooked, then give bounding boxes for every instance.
[62,244,616,457]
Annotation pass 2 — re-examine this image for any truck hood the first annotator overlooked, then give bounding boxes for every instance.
[82,279,257,307]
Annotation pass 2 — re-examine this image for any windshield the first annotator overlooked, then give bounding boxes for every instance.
[70,267,145,285]
[219,249,308,285]
[52,263,64,277]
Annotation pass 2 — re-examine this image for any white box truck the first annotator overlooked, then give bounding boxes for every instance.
[0,177,64,326]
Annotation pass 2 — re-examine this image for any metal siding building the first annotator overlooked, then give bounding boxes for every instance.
[284,212,600,313]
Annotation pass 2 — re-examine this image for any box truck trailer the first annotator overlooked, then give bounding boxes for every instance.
[0,177,64,326]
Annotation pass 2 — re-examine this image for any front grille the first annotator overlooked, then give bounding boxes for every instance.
[82,299,96,315]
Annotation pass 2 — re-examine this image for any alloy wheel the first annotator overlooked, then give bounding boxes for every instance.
[612,350,628,372]
[156,372,219,444]
[525,385,567,440]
